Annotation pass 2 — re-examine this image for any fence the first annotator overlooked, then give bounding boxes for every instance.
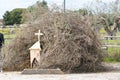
[102,36,120,54]
[103,36,120,47]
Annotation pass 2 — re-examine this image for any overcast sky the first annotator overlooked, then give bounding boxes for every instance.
[0,0,115,19]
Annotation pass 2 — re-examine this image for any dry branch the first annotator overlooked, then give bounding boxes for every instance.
[2,13,103,73]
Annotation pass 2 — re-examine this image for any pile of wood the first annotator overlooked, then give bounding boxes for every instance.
[2,13,103,73]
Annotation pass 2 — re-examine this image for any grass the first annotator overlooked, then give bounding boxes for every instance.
[103,57,120,62]
[108,47,120,54]
[101,30,120,62]
[0,28,20,45]
[103,47,120,62]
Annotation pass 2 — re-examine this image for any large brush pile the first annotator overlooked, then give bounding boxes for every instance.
[2,13,103,72]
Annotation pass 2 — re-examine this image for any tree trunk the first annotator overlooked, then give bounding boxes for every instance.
[108,32,116,40]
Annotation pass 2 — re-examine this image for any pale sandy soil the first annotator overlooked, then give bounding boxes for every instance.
[1,62,120,80]
[0,72,120,80]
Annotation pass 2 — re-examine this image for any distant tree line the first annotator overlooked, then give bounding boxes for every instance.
[3,0,91,25]
[3,8,24,25]
[23,0,48,22]
[2,0,120,37]
[3,0,48,25]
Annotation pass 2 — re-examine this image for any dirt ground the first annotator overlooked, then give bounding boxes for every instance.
[0,63,120,80]
[0,53,120,80]
[0,72,120,80]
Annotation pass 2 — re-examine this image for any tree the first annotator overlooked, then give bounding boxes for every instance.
[40,0,47,7]
[3,11,11,25]
[98,0,120,37]
[74,8,92,16]
[3,8,24,25]
[11,9,23,24]
[100,15,120,37]
[79,8,92,16]
[23,0,48,22]
[87,0,120,37]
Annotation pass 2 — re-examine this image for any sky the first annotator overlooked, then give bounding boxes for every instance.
[0,0,116,19]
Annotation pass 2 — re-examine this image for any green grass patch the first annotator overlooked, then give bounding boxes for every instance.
[103,47,120,62]
[108,47,120,54]
[116,31,120,36]
[0,28,21,45]
[4,34,16,39]
[103,58,117,62]
[103,55,120,62]
[100,28,120,62]
[102,39,120,45]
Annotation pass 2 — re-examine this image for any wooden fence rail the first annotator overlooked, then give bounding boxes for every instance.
[102,36,120,50]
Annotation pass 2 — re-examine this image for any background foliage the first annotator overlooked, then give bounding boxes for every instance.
[3,8,24,25]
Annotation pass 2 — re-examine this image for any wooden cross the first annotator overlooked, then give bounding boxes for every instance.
[35,30,43,42]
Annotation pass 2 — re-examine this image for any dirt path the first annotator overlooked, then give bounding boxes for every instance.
[1,62,120,80]
[0,72,120,80]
